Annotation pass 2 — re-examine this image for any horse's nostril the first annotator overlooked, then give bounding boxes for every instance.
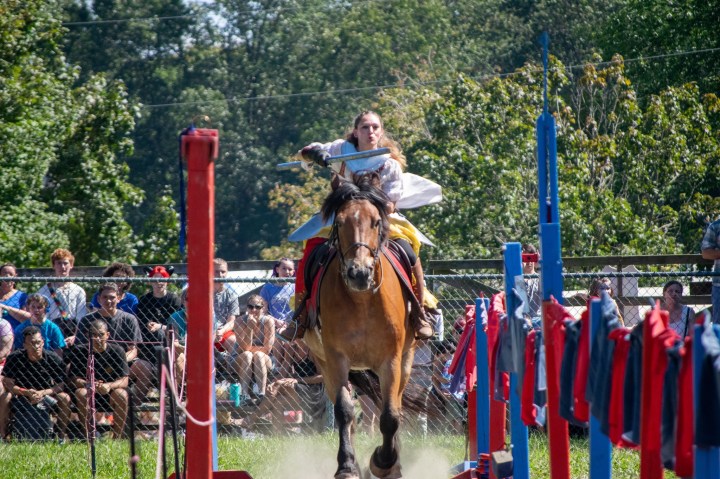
[346,264,372,285]
[356,268,370,283]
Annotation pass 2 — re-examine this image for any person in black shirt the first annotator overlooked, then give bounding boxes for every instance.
[75,283,142,361]
[2,326,71,440]
[133,266,182,402]
[135,266,181,363]
[68,319,129,439]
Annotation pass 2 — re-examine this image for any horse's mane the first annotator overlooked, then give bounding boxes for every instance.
[321,174,390,239]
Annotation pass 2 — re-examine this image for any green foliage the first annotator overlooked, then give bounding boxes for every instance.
[0,0,143,266]
[135,186,181,264]
[263,171,330,260]
[47,74,143,265]
[394,69,546,258]
[378,55,719,258]
[3,0,711,266]
[595,0,720,98]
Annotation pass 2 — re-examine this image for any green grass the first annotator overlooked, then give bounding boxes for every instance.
[0,431,662,479]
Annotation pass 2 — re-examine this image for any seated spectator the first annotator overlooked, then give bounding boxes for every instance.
[0,263,29,330]
[522,244,541,318]
[259,258,295,325]
[76,283,142,361]
[37,248,87,345]
[133,266,182,398]
[90,262,139,315]
[588,277,624,326]
[661,280,695,337]
[13,294,66,356]
[240,345,327,434]
[75,284,143,400]
[0,316,13,440]
[213,258,238,353]
[407,338,434,436]
[232,295,275,403]
[68,319,129,439]
[166,288,192,381]
[430,338,465,434]
[1,326,71,440]
[167,287,189,342]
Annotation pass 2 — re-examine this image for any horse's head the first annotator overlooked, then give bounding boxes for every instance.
[322,174,390,292]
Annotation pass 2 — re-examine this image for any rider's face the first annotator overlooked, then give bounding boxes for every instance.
[353,113,383,152]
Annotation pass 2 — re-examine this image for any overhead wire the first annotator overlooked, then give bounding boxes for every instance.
[60,0,388,26]
[57,1,720,109]
[140,46,720,110]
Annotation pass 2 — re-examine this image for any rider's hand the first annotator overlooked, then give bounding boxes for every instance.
[300,146,330,167]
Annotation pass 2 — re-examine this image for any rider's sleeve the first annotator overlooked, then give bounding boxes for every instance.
[379,159,403,204]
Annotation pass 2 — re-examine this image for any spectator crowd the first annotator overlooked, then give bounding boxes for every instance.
[1,251,403,442]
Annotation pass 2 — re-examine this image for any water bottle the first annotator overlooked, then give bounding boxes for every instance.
[229,383,241,407]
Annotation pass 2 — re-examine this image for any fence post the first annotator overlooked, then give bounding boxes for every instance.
[181,128,218,479]
[503,242,529,479]
[589,298,612,479]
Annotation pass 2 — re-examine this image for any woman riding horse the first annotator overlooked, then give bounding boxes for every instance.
[278,110,441,342]
[303,174,421,478]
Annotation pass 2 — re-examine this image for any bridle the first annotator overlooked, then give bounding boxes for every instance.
[329,210,385,294]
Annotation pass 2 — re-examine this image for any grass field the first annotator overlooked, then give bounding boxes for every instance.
[0,430,667,479]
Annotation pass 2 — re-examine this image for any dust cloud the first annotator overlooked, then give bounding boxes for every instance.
[271,442,453,479]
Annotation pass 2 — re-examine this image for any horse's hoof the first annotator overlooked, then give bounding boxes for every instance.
[369,460,402,479]
[335,473,360,479]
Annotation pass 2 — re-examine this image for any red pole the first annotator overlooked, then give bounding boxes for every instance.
[487,294,507,479]
[639,305,669,479]
[467,388,478,459]
[182,129,218,479]
[542,299,571,479]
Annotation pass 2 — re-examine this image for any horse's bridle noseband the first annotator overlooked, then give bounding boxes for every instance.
[330,223,384,293]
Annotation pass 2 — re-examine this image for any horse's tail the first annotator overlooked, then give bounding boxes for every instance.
[348,370,444,419]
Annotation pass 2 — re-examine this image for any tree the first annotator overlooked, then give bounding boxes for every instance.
[0,0,142,266]
[369,56,719,257]
[0,1,73,265]
[61,0,197,263]
[595,0,720,98]
[47,75,143,265]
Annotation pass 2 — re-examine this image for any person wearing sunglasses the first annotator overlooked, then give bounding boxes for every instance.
[231,295,276,405]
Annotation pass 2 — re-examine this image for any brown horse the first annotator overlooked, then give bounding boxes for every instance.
[303,175,416,479]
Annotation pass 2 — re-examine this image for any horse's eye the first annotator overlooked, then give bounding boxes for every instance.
[374,219,381,228]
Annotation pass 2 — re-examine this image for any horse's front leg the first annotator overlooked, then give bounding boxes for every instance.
[369,360,404,479]
[335,382,359,479]
[326,357,359,479]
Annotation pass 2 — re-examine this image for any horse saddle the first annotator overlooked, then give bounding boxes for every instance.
[301,239,422,331]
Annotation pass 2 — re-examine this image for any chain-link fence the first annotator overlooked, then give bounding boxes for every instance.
[0,263,712,448]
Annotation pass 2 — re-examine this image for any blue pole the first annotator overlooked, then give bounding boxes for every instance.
[537,32,571,479]
[693,316,720,478]
[589,299,612,479]
[475,297,491,457]
[211,367,219,470]
[536,89,563,302]
[504,242,530,479]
